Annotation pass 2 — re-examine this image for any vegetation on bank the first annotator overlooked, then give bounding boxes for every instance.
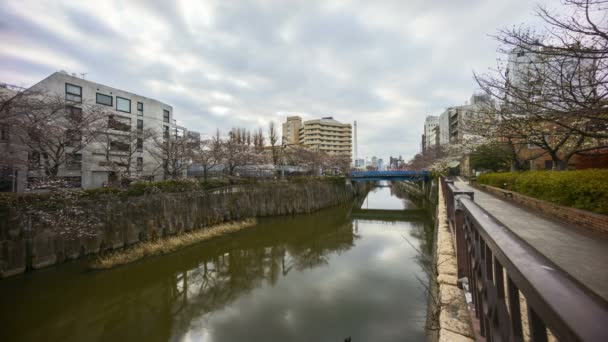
[0,176,347,205]
[90,219,257,270]
[477,169,608,214]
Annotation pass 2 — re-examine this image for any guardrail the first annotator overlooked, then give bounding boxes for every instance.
[348,170,430,181]
[441,177,608,341]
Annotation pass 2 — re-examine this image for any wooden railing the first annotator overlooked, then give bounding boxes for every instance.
[441,177,608,341]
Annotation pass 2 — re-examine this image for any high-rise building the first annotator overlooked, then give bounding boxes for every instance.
[299,117,352,158]
[281,116,303,145]
[423,116,439,150]
[281,116,352,159]
[438,93,493,146]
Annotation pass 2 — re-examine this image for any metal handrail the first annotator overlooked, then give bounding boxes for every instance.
[441,177,608,341]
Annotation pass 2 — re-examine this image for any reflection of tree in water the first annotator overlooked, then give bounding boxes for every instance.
[169,205,359,334]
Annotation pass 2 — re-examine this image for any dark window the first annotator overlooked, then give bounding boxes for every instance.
[137,119,143,132]
[66,153,82,170]
[110,140,130,152]
[136,138,143,152]
[163,110,170,123]
[96,93,113,106]
[137,102,143,115]
[65,83,82,102]
[163,125,170,139]
[108,115,131,131]
[137,157,143,171]
[544,160,553,170]
[62,176,82,188]
[65,129,82,147]
[0,123,8,141]
[66,106,83,123]
[29,151,41,168]
[517,51,525,57]
[116,97,131,113]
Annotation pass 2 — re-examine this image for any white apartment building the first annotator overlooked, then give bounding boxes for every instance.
[2,71,190,191]
[298,117,352,158]
[423,116,439,150]
[281,116,352,159]
[438,93,494,146]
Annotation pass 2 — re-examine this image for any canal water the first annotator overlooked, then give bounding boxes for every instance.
[0,184,433,342]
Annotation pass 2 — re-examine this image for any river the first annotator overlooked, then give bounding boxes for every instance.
[0,183,433,342]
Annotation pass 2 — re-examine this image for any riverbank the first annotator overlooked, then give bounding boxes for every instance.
[433,182,474,341]
[90,219,257,269]
[1,179,362,278]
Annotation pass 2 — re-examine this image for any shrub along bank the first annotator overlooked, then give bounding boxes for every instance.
[477,169,608,214]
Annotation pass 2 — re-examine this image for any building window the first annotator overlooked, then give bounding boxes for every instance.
[96,93,113,106]
[62,176,82,188]
[137,157,143,171]
[517,51,525,57]
[30,152,40,168]
[0,123,8,141]
[137,102,143,115]
[163,110,170,123]
[163,125,170,139]
[66,106,83,123]
[137,119,143,132]
[116,97,131,113]
[136,138,143,152]
[65,129,82,147]
[108,115,131,131]
[65,83,82,102]
[110,140,130,152]
[66,153,82,170]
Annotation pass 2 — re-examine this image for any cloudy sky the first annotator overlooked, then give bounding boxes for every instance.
[0,0,559,161]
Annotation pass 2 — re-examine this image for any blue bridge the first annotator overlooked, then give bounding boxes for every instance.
[348,170,430,182]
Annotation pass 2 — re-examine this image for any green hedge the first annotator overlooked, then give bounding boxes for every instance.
[477,169,608,214]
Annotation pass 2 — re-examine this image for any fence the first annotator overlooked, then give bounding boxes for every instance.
[441,177,608,341]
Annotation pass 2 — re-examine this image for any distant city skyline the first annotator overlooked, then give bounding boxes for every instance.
[0,0,559,160]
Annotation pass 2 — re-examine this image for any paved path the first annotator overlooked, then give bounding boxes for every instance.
[454,179,608,302]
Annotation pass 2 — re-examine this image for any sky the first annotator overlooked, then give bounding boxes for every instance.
[0,0,561,161]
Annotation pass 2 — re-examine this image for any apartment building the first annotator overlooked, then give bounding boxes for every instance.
[299,117,352,158]
[0,84,29,192]
[1,71,190,191]
[438,93,493,146]
[281,116,352,159]
[282,116,303,145]
[423,116,439,150]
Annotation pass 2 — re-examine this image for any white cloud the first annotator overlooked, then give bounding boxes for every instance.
[0,0,561,161]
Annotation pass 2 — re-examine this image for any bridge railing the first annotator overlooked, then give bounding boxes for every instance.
[441,177,608,342]
[348,170,430,178]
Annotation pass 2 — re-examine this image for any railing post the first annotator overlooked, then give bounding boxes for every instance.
[454,191,474,282]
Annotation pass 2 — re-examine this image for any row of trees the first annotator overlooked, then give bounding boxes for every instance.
[190,124,350,181]
[407,0,608,172]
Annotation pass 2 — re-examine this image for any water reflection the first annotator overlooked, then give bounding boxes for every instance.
[0,186,431,342]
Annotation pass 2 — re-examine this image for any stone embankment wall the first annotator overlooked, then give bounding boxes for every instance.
[434,182,475,341]
[0,181,357,278]
[475,183,608,237]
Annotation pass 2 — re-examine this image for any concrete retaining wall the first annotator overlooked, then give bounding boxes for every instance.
[0,181,355,278]
[435,181,475,341]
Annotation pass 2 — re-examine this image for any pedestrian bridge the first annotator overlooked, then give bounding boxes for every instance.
[348,170,430,182]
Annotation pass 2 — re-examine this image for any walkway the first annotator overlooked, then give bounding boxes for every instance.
[454,179,608,302]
